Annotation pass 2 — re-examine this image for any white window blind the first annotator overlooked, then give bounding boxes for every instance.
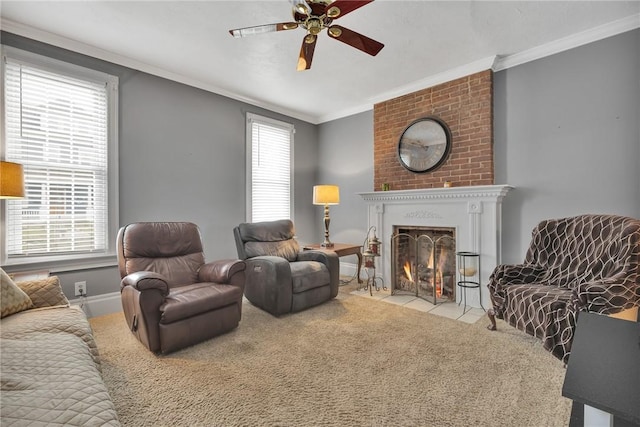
[247,113,294,222]
[2,48,116,262]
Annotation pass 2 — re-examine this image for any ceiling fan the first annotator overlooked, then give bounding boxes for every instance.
[229,0,384,71]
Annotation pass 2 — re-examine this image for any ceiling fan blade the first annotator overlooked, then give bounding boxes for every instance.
[297,34,317,71]
[327,25,384,56]
[325,0,373,19]
[229,22,299,38]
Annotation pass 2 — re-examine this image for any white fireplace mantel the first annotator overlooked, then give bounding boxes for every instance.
[359,185,513,309]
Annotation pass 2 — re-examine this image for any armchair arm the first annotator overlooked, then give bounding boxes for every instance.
[297,249,339,298]
[489,264,547,286]
[120,271,169,352]
[487,263,548,320]
[297,249,332,264]
[244,256,294,316]
[120,271,170,296]
[572,276,640,314]
[198,259,246,287]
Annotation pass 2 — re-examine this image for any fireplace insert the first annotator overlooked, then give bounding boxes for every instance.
[391,226,456,304]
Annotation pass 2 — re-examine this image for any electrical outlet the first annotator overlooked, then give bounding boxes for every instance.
[74,281,87,297]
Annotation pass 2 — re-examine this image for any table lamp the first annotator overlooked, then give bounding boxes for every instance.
[0,161,25,198]
[313,185,339,248]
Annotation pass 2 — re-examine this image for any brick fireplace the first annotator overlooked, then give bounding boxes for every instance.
[363,69,510,308]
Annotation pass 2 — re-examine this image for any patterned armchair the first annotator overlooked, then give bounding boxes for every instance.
[487,214,640,363]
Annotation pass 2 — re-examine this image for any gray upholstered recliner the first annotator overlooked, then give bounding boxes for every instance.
[117,222,246,354]
[233,219,339,316]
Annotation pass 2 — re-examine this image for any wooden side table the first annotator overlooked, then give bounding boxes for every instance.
[303,243,363,284]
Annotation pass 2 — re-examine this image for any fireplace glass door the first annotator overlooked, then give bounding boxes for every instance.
[391,226,456,304]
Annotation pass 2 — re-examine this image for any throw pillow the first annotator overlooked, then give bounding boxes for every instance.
[17,276,69,308]
[1,268,33,318]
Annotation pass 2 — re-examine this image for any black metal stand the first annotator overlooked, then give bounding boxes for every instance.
[361,264,386,296]
[359,226,386,296]
[456,251,483,314]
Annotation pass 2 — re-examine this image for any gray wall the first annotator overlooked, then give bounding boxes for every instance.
[317,111,374,253]
[1,32,320,298]
[117,72,320,252]
[319,29,640,266]
[494,28,640,263]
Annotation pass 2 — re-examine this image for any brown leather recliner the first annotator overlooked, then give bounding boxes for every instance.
[117,222,246,354]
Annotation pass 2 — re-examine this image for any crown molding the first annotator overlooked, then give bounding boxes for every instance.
[3,14,638,125]
[316,103,375,124]
[0,19,318,124]
[319,15,640,123]
[493,14,640,71]
[317,56,497,124]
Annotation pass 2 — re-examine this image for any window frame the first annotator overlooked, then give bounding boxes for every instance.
[0,45,119,272]
[245,112,294,223]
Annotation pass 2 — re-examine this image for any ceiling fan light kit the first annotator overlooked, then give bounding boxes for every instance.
[328,27,342,38]
[229,0,384,71]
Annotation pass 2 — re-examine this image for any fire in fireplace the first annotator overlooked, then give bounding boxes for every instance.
[391,226,456,304]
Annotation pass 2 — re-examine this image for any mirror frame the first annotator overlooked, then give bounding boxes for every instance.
[397,116,452,173]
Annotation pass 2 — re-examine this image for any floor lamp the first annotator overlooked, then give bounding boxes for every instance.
[313,185,339,248]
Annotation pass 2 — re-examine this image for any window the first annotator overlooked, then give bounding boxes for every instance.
[1,46,118,269]
[246,113,294,222]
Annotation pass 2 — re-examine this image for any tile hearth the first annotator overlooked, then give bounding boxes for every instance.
[350,287,486,324]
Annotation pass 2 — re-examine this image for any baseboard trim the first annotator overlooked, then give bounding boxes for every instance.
[340,261,361,280]
[70,291,121,318]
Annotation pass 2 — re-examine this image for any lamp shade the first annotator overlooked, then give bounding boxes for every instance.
[0,161,25,198]
[313,185,340,205]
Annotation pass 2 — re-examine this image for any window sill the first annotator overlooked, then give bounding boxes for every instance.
[1,254,118,274]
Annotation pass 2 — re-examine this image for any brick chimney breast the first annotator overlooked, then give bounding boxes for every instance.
[374,70,494,191]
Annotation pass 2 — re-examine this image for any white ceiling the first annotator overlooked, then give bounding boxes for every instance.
[1,1,639,124]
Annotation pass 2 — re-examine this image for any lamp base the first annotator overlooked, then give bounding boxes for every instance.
[321,204,334,248]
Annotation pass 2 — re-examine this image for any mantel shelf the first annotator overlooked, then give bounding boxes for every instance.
[359,185,513,202]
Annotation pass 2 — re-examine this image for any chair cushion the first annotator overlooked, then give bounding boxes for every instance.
[122,222,204,258]
[237,219,295,241]
[245,240,300,262]
[237,220,300,262]
[525,215,639,289]
[125,254,204,287]
[503,284,572,339]
[159,283,242,324]
[120,222,205,285]
[290,261,330,293]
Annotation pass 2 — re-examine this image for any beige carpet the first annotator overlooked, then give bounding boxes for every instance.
[90,283,571,426]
